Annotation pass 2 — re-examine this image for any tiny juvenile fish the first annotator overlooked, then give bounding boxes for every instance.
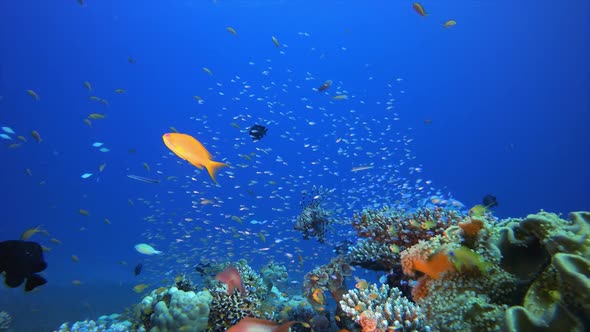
[26,90,39,100]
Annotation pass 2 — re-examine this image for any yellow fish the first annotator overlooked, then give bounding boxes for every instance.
[468,204,488,217]
[31,130,42,143]
[311,288,325,305]
[444,20,457,28]
[26,90,39,100]
[226,27,238,36]
[332,94,348,100]
[133,283,149,293]
[88,113,105,120]
[162,133,227,183]
[412,2,427,16]
[20,225,48,240]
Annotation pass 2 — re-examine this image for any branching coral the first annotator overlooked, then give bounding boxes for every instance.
[349,206,464,272]
[260,262,288,291]
[397,210,590,332]
[303,256,354,307]
[207,259,278,331]
[340,283,430,331]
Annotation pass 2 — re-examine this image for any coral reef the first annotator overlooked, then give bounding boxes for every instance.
[260,262,288,290]
[55,314,131,332]
[303,256,354,307]
[340,283,430,331]
[348,206,463,272]
[133,286,212,332]
[206,259,277,331]
[0,311,11,331]
[396,210,590,332]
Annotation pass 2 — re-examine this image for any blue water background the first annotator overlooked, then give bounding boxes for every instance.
[0,0,588,330]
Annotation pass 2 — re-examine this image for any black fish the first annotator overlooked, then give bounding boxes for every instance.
[249,125,268,142]
[482,194,498,208]
[134,263,143,276]
[0,240,47,291]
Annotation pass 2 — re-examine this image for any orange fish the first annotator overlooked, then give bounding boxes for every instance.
[227,317,302,332]
[412,3,427,16]
[162,133,227,183]
[216,265,245,296]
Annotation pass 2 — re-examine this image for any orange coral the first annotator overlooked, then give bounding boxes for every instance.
[458,217,484,236]
[359,310,378,332]
[413,251,455,279]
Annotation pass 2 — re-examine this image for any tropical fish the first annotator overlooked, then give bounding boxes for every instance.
[227,317,303,332]
[88,113,105,120]
[468,204,488,217]
[133,283,149,293]
[444,20,456,28]
[317,80,332,92]
[26,90,39,100]
[162,133,227,183]
[216,265,245,296]
[249,125,268,141]
[0,240,48,291]
[114,89,126,94]
[412,3,427,16]
[127,174,160,184]
[134,263,143,276]
[0,134,11,140]
[202,67,213,75]
[226,27,238,36]
[134,243,162,255]
[83,81,92,91]
[271,36,280,48]
[351,165,374,172]
[31,130,42,143]
[311,288,325,305]
[2,127,15,134]
[482,194,498,208]
[20,225,48,241]
[332,94,348,100]
[80,173,93,179]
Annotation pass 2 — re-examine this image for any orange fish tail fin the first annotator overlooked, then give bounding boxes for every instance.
[206,160,227,184]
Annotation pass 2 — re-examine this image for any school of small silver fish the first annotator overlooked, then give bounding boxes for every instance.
[0,2,462,292]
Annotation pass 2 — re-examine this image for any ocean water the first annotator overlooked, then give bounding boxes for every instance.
[0,0,588,331]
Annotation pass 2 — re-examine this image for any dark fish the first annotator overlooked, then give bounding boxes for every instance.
[318,80,332,92]
[127,174,160,184]
[248,125,268,142]
[134,263,143,276]
[0,240,47,291]
[333,239,353,255]
[482,194,498,208]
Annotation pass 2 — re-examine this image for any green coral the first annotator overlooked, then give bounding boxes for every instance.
[397,210,590,332]
[133,287,212,332]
